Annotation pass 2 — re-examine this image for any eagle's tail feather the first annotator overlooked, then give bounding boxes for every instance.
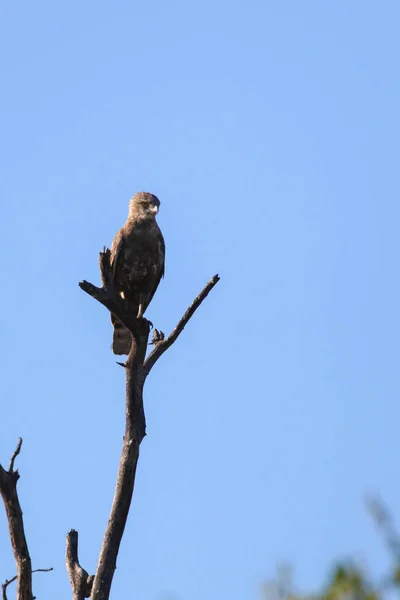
[111,320,132,355]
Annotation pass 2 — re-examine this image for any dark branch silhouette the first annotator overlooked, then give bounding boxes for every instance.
[8,438,22,473]
[2,569,53,600]
[143,273,220,379]
[1,246,218,600]
[0,439,32,600]
[74,247,219,600]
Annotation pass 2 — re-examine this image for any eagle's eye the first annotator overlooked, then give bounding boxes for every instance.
[141,202,148,208]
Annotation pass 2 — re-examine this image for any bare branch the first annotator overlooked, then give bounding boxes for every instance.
[90,321,150,600]
[31,568,54,574]
[66,530,93,600]
[79,249,143,341]
[143,274,220,378]
[8,438,22,473]
[2,569,53,600]
[2,576,16,600]
[78,248,219,600]
[0,439,32,600]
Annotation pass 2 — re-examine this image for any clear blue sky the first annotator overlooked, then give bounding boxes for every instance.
[1,1,400,598]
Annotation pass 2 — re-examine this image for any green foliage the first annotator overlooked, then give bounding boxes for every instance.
[265,564,383,599]
[263,498,400,600]
[319,564,379,599]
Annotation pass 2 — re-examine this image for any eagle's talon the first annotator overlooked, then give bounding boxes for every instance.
[141,317,153,329]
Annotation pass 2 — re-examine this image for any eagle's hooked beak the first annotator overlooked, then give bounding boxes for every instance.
[150,205,159,214]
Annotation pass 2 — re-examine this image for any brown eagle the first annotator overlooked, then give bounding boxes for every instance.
[110,192,165,354]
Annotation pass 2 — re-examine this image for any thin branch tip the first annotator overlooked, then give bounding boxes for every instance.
[33,568,53,574]
[8,437,22,472]
[1,568,52,600]
[1,576,17,600]
[143,272,220,377]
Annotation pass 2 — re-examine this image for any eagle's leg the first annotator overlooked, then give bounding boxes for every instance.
[136,296,153,328]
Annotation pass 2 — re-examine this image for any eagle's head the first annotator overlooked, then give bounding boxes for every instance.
[128,192,160,221]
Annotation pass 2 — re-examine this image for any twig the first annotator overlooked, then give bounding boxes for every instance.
[8,438,22,473]
[143,274,220,378]
[1,576,16,600]
[2,569,53,600]
[0,439,32,600]
[32,568,53,574]
[66,530,93,600]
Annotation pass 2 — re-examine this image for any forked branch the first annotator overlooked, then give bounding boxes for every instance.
[73,247,219,600]
[143,273,220,378]
[0,439,32,600]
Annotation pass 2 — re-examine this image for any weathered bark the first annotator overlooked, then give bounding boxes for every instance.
[66,530,93,599]
[0,440,53,598]
[90,319,150,600]
[1,245,218,600]
[0,439,32,600]
[75,251,219,600]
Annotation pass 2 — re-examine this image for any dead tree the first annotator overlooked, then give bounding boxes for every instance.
[0,439,53,600]
[1,247,219,600]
